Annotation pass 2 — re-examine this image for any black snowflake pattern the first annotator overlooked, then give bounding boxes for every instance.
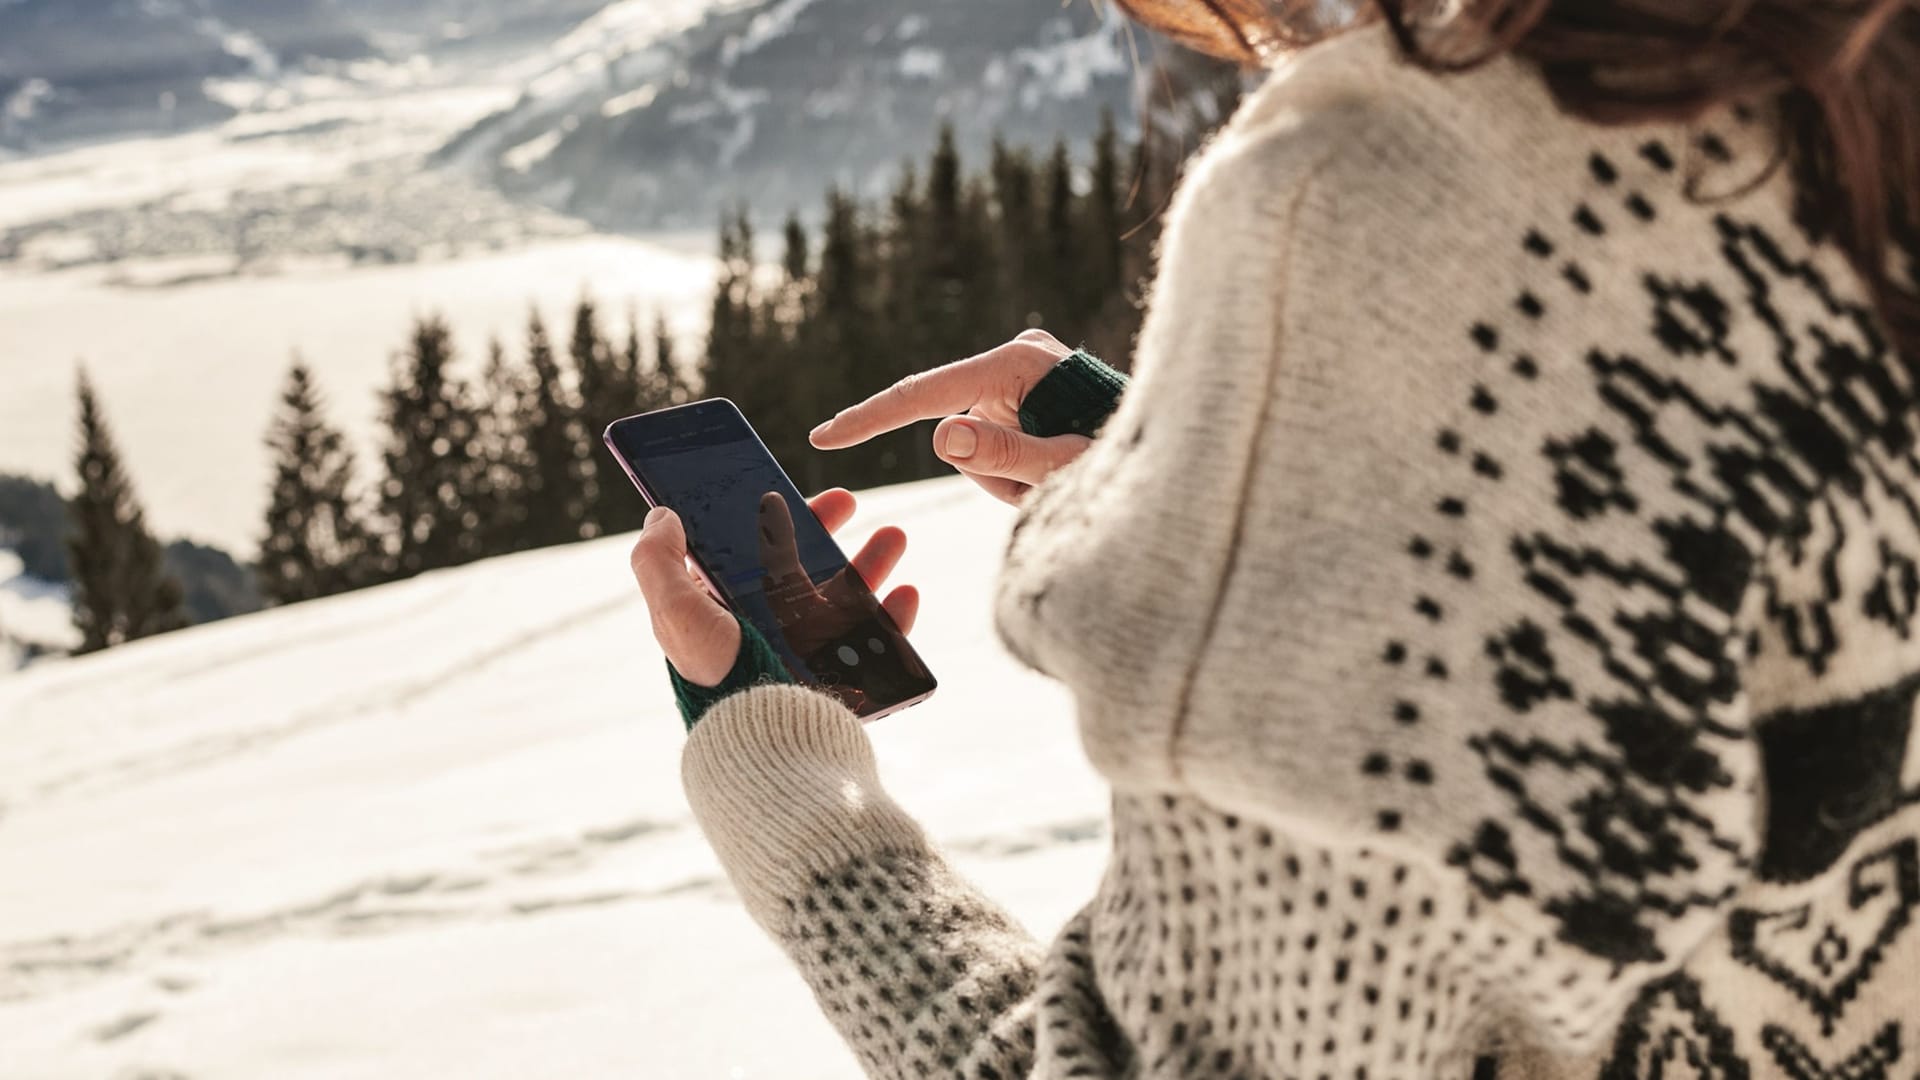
[1397,138,1919,977]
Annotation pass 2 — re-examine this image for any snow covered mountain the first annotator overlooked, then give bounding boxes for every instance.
[0,477,1107,1077]
[439,0,1138,228]
[4,0,1137,223]
[0,0,616,151]
[0,0,366,149]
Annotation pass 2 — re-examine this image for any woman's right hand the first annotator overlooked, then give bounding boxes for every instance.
[808,329,1094,505]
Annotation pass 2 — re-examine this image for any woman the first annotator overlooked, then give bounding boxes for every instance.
[632,1,1920,1075]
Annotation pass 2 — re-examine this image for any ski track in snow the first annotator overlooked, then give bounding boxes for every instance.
[1,813,701,1001]
[6,577,633,812]
[0,807,1109,1003]
[0,478,1110,1077]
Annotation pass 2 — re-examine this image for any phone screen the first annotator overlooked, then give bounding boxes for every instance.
[604,399,937,718]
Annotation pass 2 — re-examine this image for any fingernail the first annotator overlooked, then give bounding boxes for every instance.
[942,422,976,461]
[645,506,671,527]
[809,419,832,440]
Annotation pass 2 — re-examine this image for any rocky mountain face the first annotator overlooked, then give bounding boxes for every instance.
[0,0,606,150]
[3,0,1177,229]
[437,0,1139,229]
[0,0,360,149]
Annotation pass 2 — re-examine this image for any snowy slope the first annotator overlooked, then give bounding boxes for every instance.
[0,477,1107,1078]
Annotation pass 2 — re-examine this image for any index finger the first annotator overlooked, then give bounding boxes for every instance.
[809,355,989,449]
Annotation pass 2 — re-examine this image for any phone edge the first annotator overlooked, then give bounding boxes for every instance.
[602,404,939,721]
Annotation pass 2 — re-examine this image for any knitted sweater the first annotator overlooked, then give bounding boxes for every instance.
[681,27,1920,1080]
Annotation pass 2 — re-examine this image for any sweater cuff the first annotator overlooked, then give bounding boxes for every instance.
[669,617,793,730]
[1018,350,1130,438]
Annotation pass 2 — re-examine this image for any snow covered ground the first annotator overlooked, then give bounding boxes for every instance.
[0,551,78,668]
[0,477,1108,1079]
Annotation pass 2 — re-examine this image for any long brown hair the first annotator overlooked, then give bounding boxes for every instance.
[1113,0,1920,366]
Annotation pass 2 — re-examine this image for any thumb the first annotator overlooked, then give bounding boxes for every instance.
[934,416,1090,487]
[631,507,739,685]
[631,507,708,618]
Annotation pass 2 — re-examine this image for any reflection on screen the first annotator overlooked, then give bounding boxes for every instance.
[607,401,935,717]
[642,439,847,597]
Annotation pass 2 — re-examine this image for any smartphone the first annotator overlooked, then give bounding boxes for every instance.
[603,399,937,720]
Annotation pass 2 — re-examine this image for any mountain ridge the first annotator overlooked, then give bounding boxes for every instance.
[0,0,612,150]
[437,0,1139,229]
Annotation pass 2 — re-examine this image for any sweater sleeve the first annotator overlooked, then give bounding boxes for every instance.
[682,685,1044,1079]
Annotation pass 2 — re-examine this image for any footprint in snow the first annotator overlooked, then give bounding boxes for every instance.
[92,1010,159,1042]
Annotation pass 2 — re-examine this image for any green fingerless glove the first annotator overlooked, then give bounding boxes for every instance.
[669,616,794,730]
[1018,349,1130,439]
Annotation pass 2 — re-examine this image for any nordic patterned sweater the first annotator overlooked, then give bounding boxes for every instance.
[680,26,1920,1080]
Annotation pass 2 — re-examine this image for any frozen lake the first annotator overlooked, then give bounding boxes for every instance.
[0,238,718,554]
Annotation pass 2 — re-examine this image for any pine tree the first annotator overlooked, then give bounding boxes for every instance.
[689,122,1182,489]
[960,175,1003,352]
[1075,111,1146,369]
[593,313,652,517]
[704,213,739,386]
[616,310,658,419]
[568,295,619,537]
[802,189,873,490]
[1042,138,1079,331]
[1086,109,1127,314]
[571,295,619,425]
[621,311,662,414]
[585,299,653,535]
[653,312,692,405]
[991,138,1041,329]
[768,209,815,367]
[521,310,591,547]
[705,211,745,398]
[258,362,373,605]
[781,210,811,286]
[879,163,938,477]
[473,336,535,555]
[701,208,774,425]
[880,162,926,354]
[922,126,999,366]
[727,206,761,366]
[67,371,187,652]
[925,124,968,354]
[377,315,485,579]
[726,208,800,485]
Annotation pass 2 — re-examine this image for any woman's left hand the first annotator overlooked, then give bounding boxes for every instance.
[629,488,921,686]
